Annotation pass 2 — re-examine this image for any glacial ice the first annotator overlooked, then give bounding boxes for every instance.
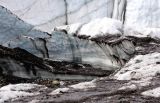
[0,0,125,33]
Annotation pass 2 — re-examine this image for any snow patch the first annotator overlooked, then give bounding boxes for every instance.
[0,83,41,102]
[119,84,137,90]
[114,52,160,80]
[53,23,83,34]
[124,26,160,39]
[53,17,123,38]
[142,87,160,97]
[79,17,122,37]
[50,88,69,95]
[70,80,96,89]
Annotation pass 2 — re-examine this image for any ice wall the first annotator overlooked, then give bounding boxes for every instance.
[125,0,160,28]
[0,5,135,71]
[1,0,159,33]
[0,0,126,33]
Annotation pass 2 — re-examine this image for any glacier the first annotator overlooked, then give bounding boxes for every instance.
[0,0,160,102]
[0,0,159,80]
[0,0,160,35]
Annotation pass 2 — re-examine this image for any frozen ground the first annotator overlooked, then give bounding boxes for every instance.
[0,83,45,103]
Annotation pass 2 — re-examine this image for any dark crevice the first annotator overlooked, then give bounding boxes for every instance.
[30,38,49,58]
[64,0,68,25]
[111,0,115,18]
[122,0,127,24]
[66,32,82,63]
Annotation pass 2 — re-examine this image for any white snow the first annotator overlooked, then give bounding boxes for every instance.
[0,83,39,91]
[124,26,160,39]
[142,87,160,97]
[49,88,69,95]
[119,84,137,90]
[0,83,41,102]
[79,17,123,38]
[114,52,160,80]
[53,17,123,38]
[70,80,96,89]
[54,22,83,34]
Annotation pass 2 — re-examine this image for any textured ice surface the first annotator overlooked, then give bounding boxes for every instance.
[0,83,41,102]
[114,52,160,80]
